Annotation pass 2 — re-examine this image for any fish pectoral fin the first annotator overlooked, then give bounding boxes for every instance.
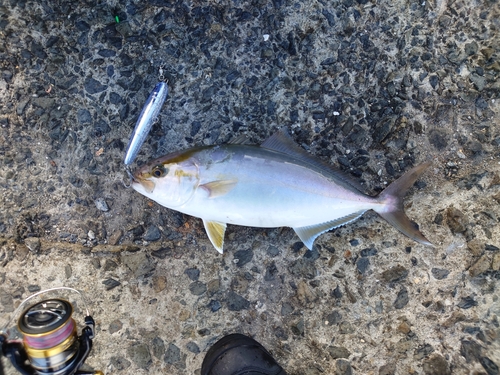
[202,220,227,253]
[293,211,366,250]
[200,179,238,198]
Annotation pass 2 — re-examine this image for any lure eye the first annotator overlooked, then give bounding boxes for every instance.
[151,165,167,178]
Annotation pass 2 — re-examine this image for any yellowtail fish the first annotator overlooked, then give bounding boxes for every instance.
[132,129,433,253]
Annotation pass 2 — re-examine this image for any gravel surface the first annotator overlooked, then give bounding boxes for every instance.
[0,0,499,374]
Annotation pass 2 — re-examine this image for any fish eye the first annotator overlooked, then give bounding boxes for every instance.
[151,165,167,178]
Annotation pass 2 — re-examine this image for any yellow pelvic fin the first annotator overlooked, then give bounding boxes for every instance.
[202,219,227,253]
[200,179,238,198]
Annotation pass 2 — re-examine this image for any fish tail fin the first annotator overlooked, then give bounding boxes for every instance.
[375,161,434,247]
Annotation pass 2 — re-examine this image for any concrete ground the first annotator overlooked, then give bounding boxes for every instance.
[0,0,499,374]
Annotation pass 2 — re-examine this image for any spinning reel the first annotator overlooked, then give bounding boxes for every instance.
[0,287,102,375]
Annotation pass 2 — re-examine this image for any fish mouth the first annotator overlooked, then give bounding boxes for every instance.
[132,172,156,194]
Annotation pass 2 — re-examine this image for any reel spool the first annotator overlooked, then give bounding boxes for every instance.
[0,288,102,375]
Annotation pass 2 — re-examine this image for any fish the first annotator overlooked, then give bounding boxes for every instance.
[124,82,169,165]
[131,129,433,253]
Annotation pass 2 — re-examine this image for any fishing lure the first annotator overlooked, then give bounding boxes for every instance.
[124,81,169,165]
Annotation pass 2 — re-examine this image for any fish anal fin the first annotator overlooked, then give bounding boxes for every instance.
[293,211,366,250]
[202,219,227,253]
[200,179,238,198]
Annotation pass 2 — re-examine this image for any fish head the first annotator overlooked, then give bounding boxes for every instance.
[132,157,199,208]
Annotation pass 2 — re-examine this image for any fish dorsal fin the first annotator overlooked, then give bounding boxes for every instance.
[200,179,238,198]
[229,134,252,145]
[261,129,315,161]
[293,210,366,250]
[202,219,227,253]
[261,129,366,194]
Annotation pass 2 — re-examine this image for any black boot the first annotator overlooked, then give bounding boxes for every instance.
[201,333,287,375]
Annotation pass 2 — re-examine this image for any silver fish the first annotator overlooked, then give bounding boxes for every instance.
[124,82,169,165]
[132,130,433,253]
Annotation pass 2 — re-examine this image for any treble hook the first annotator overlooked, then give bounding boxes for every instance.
[122,166,134,188]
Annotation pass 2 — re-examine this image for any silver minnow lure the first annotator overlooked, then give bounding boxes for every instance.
[124,82,169,165]
[132,129,433,253]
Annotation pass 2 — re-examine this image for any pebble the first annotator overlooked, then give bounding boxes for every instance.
[151,247,172,259]
[143,226,161,241]
[479,356,499,375]
[431,268,450,280]
[184,267,200,281]
[356,257,370,274]
[470,73,486,91]
[28,284,41,293]
[208,299,222,312]
[460,339,482,363]
[381,265,408,283]
[84,77,107,94]
[281,302,294,316]
[467,239,485,256]
[103,259,118,272]
[331,285,343,299]
[414,344,434,360]
[447,206,467,234]
[289,258,317,279]
[94,198,109,212]
[267,245,280,257]
[121,252,155,278]
[164,343,182,365]
[207,279,220,295]
[151,337,165,360]
[492,253,500,271]
[108,230,123,246]
[226,291,250,311]
[189,281,207,296]
[335,359,353,375]
[378,363,396,375]
[152,275,167,293]
[109,319,123,334]
[486,244,499,251]
[264,262,278,281]
[457,296,478,309]
[339,321,354,334]
[186,341,200,354]
[127,343,151,369]
[291,318,304,336]
[360,247,377,257]
[65,264,72,279]
[24,237,41,253]
[328,346,351,359]
[422,353,451,375]
[102,278,121,290]
[110,356,131,370]
[0,292,14,312]
[233,249,253,267]
[325,310,342,325]
[469,255,491,277]
[398,321,411,334]
[77,109,92,124]
[393,287,409,309]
